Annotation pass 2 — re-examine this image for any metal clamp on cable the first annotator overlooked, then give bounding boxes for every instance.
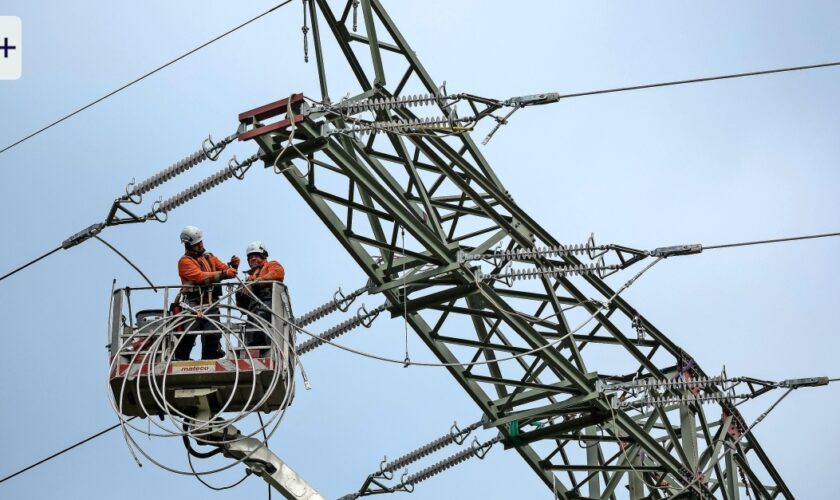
[649,244,703,258]
[778,377,828,388]
[504,92,561,107]
[61,222,105,249]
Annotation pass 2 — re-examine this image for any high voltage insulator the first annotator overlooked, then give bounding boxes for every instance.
[459,242,608,263]
[296,302,389,355]
[327,93,443,115]
[126,133,236,200]
[398,436,501,489]
[600,375,830,410]
[602,375,727,392]
[149,153,257,219]
[484,262,622,282]
[380,420,483,475]
[626,394,740,409]
[295,284,369,327]
[329,116,473,136]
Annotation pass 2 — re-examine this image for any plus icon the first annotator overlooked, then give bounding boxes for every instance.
[1,37,16,58]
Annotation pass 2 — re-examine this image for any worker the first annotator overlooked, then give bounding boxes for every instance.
[173,225,240,360]
[236,240,285,352]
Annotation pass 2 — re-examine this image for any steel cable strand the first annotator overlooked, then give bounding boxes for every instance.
[109,286,290,472]
[165,302,293,439]
[150,310,254,437]
[151,301,275,433]
[0,417,137,484]
[0,247,61,283]
[185,447,251,491]
[115,340,294,479]
[152,306,289,442]
[133,312,248,438]
[109,313,201,465]
[116,392,292,480]
[0,0,294,157]
[110,313,199,437]
[109,293,296,476]
[111,313,244,443]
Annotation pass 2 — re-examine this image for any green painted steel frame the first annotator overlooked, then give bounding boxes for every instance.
[247,1,793,498]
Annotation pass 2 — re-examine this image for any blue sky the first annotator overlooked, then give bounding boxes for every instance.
[1,1,838,498]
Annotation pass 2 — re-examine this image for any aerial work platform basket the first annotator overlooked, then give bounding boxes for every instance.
[108,282,296,418]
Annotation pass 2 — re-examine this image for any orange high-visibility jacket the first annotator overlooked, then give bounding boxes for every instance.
[246,260,285,283]
[179,252,233,288]
[236,260,284,308]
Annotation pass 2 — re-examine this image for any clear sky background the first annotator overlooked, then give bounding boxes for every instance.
[1,1,838,498]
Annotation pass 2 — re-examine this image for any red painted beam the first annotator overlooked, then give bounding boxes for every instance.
[237,114,305,141]
[238,93,304,123]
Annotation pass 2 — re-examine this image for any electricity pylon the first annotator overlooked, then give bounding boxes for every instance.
[239,1,791,497]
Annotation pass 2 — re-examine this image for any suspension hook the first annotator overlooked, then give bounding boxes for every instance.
[377,456,394,480]
[358,304,378,327]
[587,232,607,259]
[399,470,414,493]
[450,420,471,445]
[124,177,142,204]
[149,198,168,223]
[201,134,222,161]
[333,287,352,312]
[471,437,493,459]
[227,155,250,180]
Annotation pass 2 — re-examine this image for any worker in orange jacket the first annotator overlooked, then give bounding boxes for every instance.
[235,240,285,352]
[174,225,240,360]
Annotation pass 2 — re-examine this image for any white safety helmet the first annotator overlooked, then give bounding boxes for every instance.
[180,225,203,246]
[246,240,268,257]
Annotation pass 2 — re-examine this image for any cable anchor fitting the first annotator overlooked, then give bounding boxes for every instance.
[61,222,105,249]
[352,0,360,32]
[301,0,310,63]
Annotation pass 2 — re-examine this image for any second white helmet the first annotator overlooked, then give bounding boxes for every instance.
[180,225,203,245]
[246,240,268,257]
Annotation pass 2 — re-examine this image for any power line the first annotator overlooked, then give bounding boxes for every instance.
[0,246,61,283]
[0,236,157,287]
[0,418,135,485]
[557,61,840,100]
[93,236,158,292]
[0,0,293,158]
[704,231,840,251]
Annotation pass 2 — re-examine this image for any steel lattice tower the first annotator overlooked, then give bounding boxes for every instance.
[241,1,792,497]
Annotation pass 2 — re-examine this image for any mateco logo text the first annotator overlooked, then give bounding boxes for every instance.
[0,16,21,80]
[172,361,215,374]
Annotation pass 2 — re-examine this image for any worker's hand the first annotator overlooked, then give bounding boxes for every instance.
[229,255,240,269]
[224,268,237,279]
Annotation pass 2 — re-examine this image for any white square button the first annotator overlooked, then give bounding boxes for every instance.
[0,16,21,80]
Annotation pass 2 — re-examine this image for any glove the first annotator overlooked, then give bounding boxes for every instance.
[224,268,237,279]
[229,255,240,269]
